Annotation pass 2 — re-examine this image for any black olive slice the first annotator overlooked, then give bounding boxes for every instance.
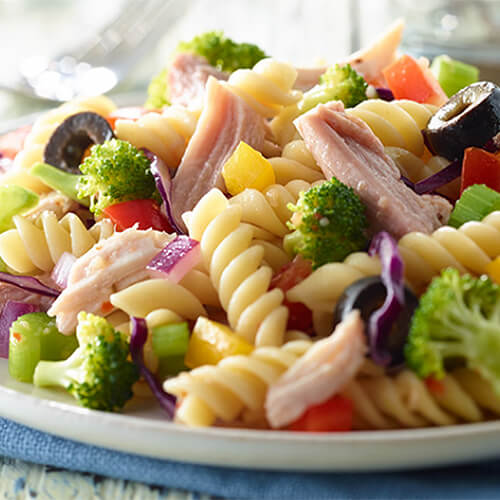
[333,276,418,366]
[43,112,114,174]
[423,81,500,160]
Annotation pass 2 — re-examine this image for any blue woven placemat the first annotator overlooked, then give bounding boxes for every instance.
[1,416,499,500]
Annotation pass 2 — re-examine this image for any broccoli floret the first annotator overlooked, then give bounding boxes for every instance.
[145,31,267,109]
[299,64,368,113]
[33,312,139,412]
[77,139,158,215]
[283,178,368,269]
[405,268,500,394]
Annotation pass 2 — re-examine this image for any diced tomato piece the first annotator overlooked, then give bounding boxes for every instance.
[288,395,353,432]
[107,107,158,129]
[0,125,32,159]
[104,199,172,232]
[460,147,500,194]
[425,377,446,395]
[271,256,313,331]
[383,54,447,106]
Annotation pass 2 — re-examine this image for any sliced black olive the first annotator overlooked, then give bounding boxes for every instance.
[333,276,418,366]
[43,112,114,174]
[423,81,500,160]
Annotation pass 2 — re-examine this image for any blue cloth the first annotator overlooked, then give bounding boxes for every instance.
[0,417,499,500]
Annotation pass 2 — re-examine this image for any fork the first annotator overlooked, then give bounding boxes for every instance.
[2,0,190,102]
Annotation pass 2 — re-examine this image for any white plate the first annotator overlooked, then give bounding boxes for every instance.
[1,359,500,471]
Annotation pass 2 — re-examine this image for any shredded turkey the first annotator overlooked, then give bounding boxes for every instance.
[167,52,229,109]
[294,101,451,238]
[48,228,173,334]
[266,310,367,429]
[170,77,268,231]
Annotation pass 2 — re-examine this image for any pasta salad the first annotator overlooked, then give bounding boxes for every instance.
[1,21,500,432]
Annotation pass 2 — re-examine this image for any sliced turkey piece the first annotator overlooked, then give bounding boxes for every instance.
[266,310,366,429]
[48,228,173,334]
[170,77,268,231]
[294,101,451,238]
[167,52,229,108]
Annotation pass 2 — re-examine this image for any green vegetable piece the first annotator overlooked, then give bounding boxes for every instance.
[0,257,7,273]
[30,162,88,206]
[431,55,479,98]
[145,68,170,110]
[405,268,500,394]
[33,312,139,412]
[284,178,368,269]
[0,185,38,232]
[77,139,159,215]
[177,31,267,73]
[448,184,500,228]
[152,322,189,358]
[157,355,187,378]
[299,64,368,113]
[8,313,78,383]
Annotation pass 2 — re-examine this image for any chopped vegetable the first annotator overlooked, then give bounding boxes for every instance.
[287,395,353,432]
[145,68,170,109]
[405,268,500,394]
[0,272,60,298]
[33,312,139,411]
[0,185,39,232]
[184,317,253,369]
[0,302,39,359]
[283,178,368,269]
[30,162,87,205]
[486,257,500,284]
[431,55,479,98]
[77,139,159,215]
[460,147,500,194]
[147,236,200,283]
[448,184,500,228]
[383,54,447,106]
[0,125,31,159]
[103,199,172,232]
[375,87,394,101]
[9,312,77,382]
[299,64,368,113]
[222,142,276,195]
[130,317,176,418]
[51,252,77,289]
[413,160,461,195]
[151,322,190,358]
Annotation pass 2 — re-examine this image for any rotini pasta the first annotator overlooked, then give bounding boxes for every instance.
[114,105,199,169]
[224,58,302,118]
[164,339,312,427]
[3,96,116,193]
[0,211,113,274]
[347,99,437,157]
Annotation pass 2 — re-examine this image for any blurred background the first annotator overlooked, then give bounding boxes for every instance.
[1,0,500,130]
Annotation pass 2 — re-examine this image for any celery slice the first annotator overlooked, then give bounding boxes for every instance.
[0,185,38,233]
[152,322,189,358]
[431,55,479,98]
[448,184,500,228]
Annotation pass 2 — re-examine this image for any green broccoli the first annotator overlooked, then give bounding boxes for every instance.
[405,268,500,394]
[283,178,368,269]
[77,139,158,215]
[299,64,368,113]
[33,312,140,412]
[145,31,267,109]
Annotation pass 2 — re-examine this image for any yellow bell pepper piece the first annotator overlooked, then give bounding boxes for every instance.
[222,141,275,195]
[486,257,500,284]
[184,317,253,369]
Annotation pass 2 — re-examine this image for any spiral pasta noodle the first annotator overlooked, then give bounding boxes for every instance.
[164,340,312,427]
[188,188,291,346]
[343,368,500,430]
[347,99,437,157]
[225,58,302,118]
[0,211,114,274]
[114,105,198,169]
[3,96,116,193]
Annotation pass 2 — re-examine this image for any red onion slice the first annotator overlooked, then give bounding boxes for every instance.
[375,87,394,101]
[0,272,60,297]
[0,301,39,358]
[130,317,176,419]
[414,159,461,194]
[50,252,76,289]
[147,236,200,283]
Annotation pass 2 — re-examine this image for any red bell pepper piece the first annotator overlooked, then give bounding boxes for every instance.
[460,147,500,194]
[104,199,172,232]
[288,395,354,432]
[383,54,447,106]
[0,125,32,159]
